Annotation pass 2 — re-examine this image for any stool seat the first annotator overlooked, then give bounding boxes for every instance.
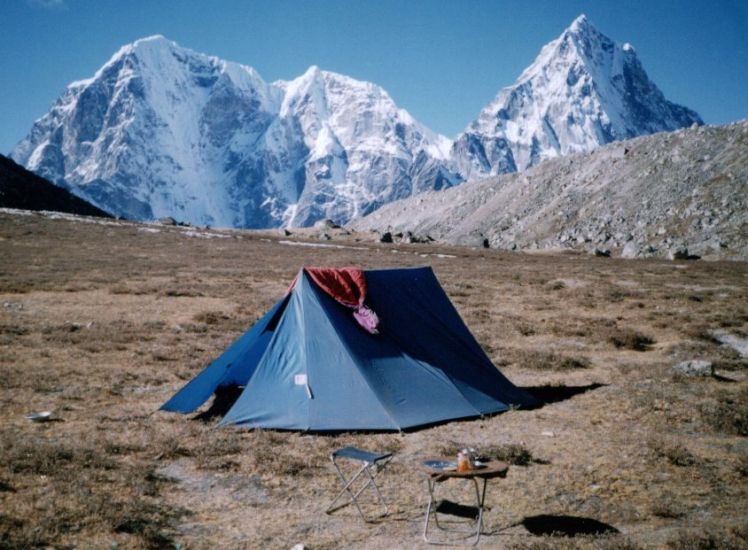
[332,446,392,464]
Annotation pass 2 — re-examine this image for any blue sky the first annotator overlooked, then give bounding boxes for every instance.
[2,0,747,155]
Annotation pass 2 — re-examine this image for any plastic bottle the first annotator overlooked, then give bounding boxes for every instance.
[457,450,470,472]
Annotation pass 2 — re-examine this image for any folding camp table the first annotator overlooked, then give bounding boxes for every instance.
[419,458,509,546]
[325,446,393,522]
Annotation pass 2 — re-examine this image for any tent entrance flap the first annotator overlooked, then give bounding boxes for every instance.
[160,295,289,414]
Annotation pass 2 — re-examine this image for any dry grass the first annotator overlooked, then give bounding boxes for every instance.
[0,211,746,548]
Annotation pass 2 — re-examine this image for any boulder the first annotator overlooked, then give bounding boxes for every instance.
[668,247,690,260]
[673,360,714,377]
[314,218,340,230]
[156,216,177,226]
[621,241,639,259]
[379,231,393,243]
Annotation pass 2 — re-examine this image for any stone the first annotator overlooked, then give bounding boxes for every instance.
[673,360,714,377]
[379,231,393,243]
[156,216,177,226]
[668,247,690,260]
[593,248,611,257]
[621,241,639,259]
[314,218,340,230]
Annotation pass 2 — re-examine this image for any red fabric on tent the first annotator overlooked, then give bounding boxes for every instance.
[303,267,367,307]
[288,267,379,334]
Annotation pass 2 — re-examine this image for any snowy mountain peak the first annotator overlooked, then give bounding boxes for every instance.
[452,15,702,179]
[12,36,457,228]
[568,13,592,33]
[128,34,172,50]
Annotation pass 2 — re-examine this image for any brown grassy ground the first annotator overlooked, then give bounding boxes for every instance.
[1,210,746,549]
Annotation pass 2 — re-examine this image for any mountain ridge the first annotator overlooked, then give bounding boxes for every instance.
[351,120,748,260]
[12,16,703,228]
[0,154,112,218]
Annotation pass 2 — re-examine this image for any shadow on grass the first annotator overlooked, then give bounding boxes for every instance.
[712,373,738,383]
[523,383,606,406]
[522,514,619,536]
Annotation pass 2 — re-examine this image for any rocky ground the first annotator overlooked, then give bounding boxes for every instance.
[352,121,748,261]
[1,209,746,549]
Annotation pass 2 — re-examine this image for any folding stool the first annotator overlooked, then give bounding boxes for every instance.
[325,446,393,522]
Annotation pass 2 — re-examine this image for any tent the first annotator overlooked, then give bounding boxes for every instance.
[161,266,537,431]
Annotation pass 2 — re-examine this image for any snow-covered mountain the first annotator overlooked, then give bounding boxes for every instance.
[11,36,457,227]
[12,16,702,228]
[451,14,703,180]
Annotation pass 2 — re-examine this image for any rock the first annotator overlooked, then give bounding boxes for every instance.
[668,247,700,261]
[314,218,340,230]
[593,248,611,257]
[621,241,639,259]
[280,228,291,237]
[379,231,393,243]
[156,216,177,226]
[318,232,331,241]
[673,360,714,377]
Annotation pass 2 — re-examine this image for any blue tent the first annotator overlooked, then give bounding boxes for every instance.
[161,266,536,431]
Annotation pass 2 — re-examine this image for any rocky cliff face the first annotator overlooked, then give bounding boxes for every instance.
[352,121,748,260]
[11,36,456,228]
[451,15,703,180]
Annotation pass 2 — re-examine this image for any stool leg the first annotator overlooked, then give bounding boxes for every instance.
[326,458,369,521]
[327,457,389,522]
[362,463,389,516]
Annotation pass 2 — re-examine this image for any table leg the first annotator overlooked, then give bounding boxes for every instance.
[422,477,487,546]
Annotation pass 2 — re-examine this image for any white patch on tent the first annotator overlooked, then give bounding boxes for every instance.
[294,374,313,399]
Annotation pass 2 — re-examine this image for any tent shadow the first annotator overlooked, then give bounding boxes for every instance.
[522,514,619,537]
[522,383,606,407]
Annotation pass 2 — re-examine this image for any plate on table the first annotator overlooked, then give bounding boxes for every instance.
[422,460,457,471]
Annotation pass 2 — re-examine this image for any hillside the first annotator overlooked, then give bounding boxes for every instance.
[0,154,111,218]
[0,209,746,547]
[353,121,748,260]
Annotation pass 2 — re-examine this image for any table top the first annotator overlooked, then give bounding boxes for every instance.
[419,458,509,480]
